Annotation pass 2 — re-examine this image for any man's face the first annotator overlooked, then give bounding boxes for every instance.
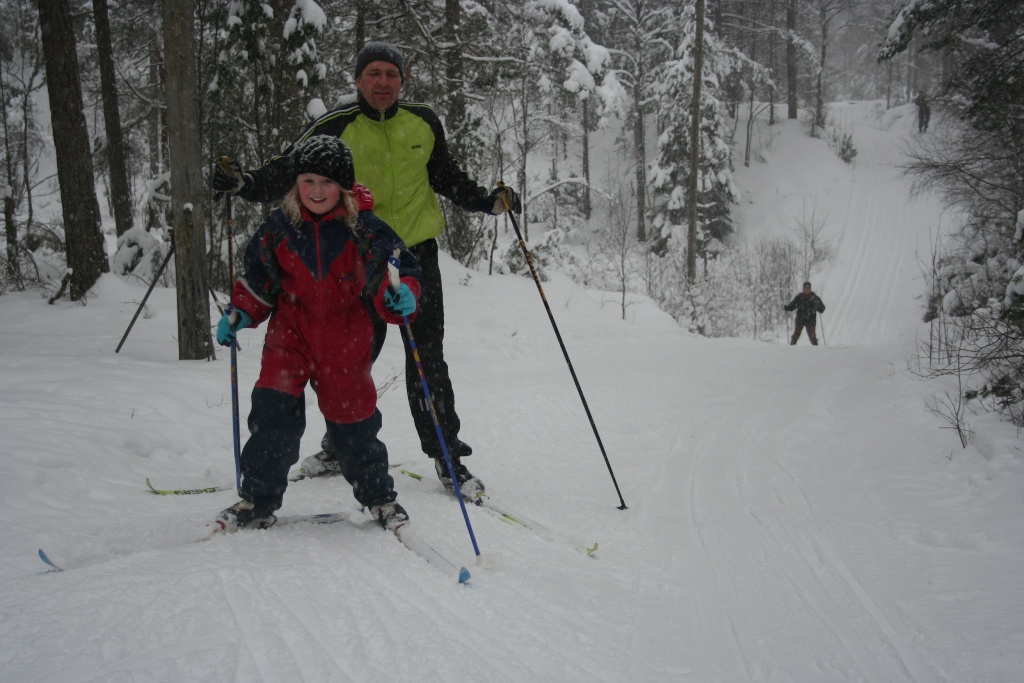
[356,61,402,111]
[803,285,812,294]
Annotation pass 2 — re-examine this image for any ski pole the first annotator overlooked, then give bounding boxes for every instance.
[497,185,628,510]
[219,158,243,492]
[388,250,481,557]
[115,238,174,353]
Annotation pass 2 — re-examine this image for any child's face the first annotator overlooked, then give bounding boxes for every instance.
[297,173,342,214]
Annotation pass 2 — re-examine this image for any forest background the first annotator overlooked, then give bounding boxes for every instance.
[2,0,1022,426]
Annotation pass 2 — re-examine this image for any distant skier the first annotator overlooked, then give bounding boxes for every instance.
[914,90,930,133]
[784,282,826,346]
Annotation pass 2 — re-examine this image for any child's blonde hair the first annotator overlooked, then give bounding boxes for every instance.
[283,184,359,229]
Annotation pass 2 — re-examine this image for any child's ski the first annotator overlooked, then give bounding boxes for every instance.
[392,523,471,584]
[38,511,353,572]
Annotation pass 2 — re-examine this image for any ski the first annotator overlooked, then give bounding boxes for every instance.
[392,522,471,584]
[146,478,234,495]
[144,460,405,495]
[38,511,353,572]
[205,511,354,540]
[399,468,598,557]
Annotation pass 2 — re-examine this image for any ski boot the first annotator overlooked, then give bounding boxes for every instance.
[435,456,485,500]
[215,499,277,532]
[370,501,409,531]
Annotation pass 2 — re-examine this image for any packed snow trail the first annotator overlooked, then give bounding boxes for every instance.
[2,102,1023,681]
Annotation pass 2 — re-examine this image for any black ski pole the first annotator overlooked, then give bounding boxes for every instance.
[498,186,627,510]
[115,235,175,353]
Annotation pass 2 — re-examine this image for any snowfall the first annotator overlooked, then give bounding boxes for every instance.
[2,100,1023,683]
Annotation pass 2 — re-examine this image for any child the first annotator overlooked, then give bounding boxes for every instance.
[213,135,421,532]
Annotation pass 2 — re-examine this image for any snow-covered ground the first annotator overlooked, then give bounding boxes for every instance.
[2,102,1023,682]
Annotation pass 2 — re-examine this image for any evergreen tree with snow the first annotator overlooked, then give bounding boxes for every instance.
[649,5,741,250]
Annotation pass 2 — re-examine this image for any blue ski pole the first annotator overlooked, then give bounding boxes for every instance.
[222,175,242,492]
[388,250,480,557]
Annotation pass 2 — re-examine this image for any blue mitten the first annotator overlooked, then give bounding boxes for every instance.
[216,309,252,346]
[384,284,416,317]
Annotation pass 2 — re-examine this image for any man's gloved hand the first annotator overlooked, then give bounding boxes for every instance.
[212,157,249,198]
[384,284,416,317]
[216,309,252,346]
[489,185,521,215]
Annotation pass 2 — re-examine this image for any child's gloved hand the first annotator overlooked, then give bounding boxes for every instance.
[216,309,252,346]
[384,284,416,317]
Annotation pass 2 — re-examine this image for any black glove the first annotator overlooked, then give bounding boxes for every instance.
[489,185,522,215]
[212,157,249,198]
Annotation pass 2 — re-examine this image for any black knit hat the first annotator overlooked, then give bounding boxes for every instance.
[291,135,355,190]
[355,41,405,82]
[803,281,812,288]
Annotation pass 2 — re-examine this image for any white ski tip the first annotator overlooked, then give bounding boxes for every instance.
[458,567,471,584]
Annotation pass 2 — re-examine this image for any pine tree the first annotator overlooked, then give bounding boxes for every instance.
[649,4,740,258]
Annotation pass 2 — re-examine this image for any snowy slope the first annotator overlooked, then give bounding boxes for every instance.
[2,102,1023,682]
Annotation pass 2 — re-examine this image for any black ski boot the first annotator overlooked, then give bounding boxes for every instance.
[370,501,409,531]
[435,456,485,500]
[299,433,342,477]
[215,499,277,532]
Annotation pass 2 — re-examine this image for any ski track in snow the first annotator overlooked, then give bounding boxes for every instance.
[824,105,916,348]
[3,101,1023,682]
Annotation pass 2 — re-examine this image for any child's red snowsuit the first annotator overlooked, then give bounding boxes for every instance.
[231,183,421,425]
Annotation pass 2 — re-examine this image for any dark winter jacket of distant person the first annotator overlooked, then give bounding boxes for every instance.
[785,286,826,326]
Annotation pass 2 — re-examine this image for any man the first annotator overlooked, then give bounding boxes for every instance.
[213,41,520,497]
[913,89,930,133]
[784,282,826,346]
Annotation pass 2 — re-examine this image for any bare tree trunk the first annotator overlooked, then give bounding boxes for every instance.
[814,2,828,133]
[92,0,134,237]
[688,0,706,282]
[786,0,798,119]
[355,0,366,50]
[582,98,591,220]
[519,73,530,241]
[4,193,16,286]
[886,59,892,109]
[632,43,647,241]
[147,35,162,230]
[633,98,647,241]
[163,0,212,360]
[37,0,108,301]
[769,0,777,124]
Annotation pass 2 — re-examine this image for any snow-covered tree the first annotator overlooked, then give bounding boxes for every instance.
[594,0,674,241]
[649,5,741,256]
[211,0,328,165]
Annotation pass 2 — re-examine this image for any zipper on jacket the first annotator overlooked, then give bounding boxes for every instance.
[313,217,325,357]
[376,108,398,213]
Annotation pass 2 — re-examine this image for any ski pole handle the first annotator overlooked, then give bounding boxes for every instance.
[387,248,402,293]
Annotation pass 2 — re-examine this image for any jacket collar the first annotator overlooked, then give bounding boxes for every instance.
[357,93,401,122]
[300,204,344,223]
